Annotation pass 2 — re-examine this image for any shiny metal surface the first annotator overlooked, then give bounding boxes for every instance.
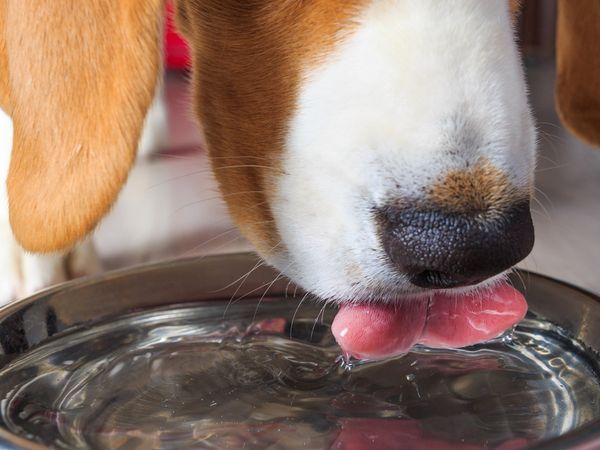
[0,253,598,449]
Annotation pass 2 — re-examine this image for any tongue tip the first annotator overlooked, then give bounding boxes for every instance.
[331,302,426,360]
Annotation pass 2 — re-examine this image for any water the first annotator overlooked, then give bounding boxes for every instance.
[0,298,599,450]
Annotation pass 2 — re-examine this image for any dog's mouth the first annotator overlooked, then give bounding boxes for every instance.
[331,281,527,360]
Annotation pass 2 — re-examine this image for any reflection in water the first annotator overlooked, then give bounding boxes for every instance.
[0,299,598,449]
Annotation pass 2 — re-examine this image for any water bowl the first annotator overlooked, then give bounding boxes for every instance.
[0,253,598,449]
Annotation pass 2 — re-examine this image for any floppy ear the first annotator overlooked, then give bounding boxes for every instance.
[556,0,600,148]
[1,0,163,252]
[0,3,8,108]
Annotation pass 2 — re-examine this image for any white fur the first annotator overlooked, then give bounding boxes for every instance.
[271,0,536,302]
[0,109,20,304]
[138,85,169,158]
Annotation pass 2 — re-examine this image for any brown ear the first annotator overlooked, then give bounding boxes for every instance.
[556,0,600,148]
[0,2,10,108]
[2,0,163,252]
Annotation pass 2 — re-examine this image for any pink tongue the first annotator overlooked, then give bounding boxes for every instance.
[331,283,527,360]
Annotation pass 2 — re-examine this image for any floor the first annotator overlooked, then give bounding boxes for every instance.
[94,62,600,296]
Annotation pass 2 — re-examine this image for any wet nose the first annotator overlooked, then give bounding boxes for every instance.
[379,201,535,289]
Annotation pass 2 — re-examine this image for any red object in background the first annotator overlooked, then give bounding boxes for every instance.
[165,2,191,70]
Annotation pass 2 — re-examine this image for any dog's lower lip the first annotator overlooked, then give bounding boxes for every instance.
[410,270,488,289]
[331,282,528,360]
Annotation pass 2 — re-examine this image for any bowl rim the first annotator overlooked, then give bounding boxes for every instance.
[0,253,598,450]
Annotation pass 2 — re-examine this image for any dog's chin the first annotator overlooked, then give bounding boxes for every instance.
[403,271,514,303]
[266,248,512,306]
[348,273,511,306]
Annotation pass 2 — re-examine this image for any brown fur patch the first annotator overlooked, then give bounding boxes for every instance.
[2,0,162,252]
[428,159,525,216]
[510,0,523,18]
[176,0,369,256]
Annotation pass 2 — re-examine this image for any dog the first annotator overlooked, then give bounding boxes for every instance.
[1,0,538,350]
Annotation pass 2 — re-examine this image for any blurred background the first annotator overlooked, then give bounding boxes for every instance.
[95,0,600,294]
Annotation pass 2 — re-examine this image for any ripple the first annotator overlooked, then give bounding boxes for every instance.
[0,303,598,449]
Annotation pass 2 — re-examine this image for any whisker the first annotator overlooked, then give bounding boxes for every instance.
[228,277,285,308]
[535,164,570,173]
[146,169,218,190]
[170,191,266,216]
[213,164,280,172]
[145,162,284,192]
[511,268,527,293]
[209,155,278,162]
[535,153,562,168]
[531,197,552,223]
[538,129,567,146]
[153,153,200,161]
[252,271,288,322]
[222,242,285,316]
[530,208,551,223]
[310,302,328,342]
[214,258,266,295]
[519,253,539,275]
[222,261,267,319]
[537,130,566,160]
[180,228,241,257]
[537,121,564,131]
[290,293,310,339]
[284,277,294,299]
[533,186,554,209]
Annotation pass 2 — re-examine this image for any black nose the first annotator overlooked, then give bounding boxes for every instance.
[379,201,534,289]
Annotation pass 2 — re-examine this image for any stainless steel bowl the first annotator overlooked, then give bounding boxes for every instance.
[0,253,598,450]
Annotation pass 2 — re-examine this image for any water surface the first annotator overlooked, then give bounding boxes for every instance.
[0,299,599,449]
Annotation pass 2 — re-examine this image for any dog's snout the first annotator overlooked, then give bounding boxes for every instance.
[379,202,535,289]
